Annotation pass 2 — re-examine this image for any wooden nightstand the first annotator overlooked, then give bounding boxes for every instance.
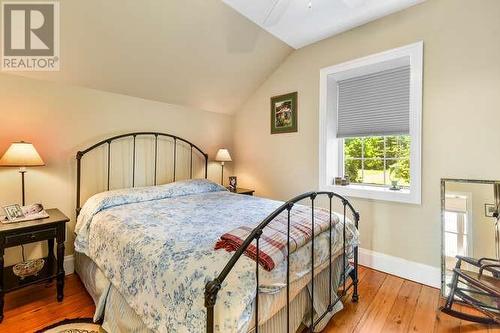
[0,208,69,322]
[229,188,255,196]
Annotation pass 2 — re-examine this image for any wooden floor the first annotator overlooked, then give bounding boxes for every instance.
[323,266,496,333]
[0,266,495,333]
[1,275,95,333]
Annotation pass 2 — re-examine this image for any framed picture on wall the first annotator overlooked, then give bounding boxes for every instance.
[485,203,497,217]
[270,92,298,134]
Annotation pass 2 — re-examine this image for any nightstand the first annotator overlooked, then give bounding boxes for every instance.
[229,188,255,196]
[0,208,69,322]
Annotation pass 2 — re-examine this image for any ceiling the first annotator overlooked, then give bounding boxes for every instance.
[222,0,424,49]
[6,0,425,114]
[8,0,292,114]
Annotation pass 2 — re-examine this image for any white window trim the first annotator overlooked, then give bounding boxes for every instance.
[319,41,423,204]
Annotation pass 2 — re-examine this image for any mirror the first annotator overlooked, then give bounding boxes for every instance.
[441,179,500,296]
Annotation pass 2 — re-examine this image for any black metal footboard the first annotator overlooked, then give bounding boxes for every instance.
[205,191,359,333]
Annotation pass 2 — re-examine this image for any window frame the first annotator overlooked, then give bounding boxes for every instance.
[319,41,423,204]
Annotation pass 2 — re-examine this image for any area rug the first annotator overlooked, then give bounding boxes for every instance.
[36,318,104,333]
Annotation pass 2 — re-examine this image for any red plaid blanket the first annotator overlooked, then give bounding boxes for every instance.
[214,205,340,271]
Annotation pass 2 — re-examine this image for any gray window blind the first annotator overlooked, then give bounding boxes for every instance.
[337,65,410,138]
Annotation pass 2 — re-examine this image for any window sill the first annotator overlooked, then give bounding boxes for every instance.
[320,183,420,204]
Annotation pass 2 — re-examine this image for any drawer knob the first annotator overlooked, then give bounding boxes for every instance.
[30,234,36,239]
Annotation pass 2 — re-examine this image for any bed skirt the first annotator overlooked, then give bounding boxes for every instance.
[75,252,345,332]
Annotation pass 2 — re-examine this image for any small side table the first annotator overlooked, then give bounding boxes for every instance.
[0,208,69,322]
[229,188,255,196]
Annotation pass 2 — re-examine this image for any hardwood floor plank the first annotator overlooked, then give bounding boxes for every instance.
[381,279,423,332]
[4,275,85,311]
[5,294,93,332]
[324,269,387,333]
[0,275,94,333]
[354,274,404,333]
[408,285,441,332]
[489,325,500,333]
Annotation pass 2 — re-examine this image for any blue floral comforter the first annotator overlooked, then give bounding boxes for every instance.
[75,179,357,332]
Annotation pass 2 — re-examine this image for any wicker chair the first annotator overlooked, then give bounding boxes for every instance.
[440,255,500,324]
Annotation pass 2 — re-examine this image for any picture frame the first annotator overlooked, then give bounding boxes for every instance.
[1,203,49,224]
[485,203,497,217]
[3,204,25,221]
[228,176,237,192]
[270,92,298,134]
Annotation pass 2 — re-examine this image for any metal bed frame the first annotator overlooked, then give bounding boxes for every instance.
[205,191,359,333]
[76,132,208,215]
[75,132,359,333]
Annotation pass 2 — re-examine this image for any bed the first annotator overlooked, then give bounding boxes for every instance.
[74,132,360,333]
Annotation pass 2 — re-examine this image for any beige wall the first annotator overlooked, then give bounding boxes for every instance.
[233,0,500,268]
[0,73,233,266]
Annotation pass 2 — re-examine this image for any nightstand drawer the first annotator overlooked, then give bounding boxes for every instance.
[4,227,57,246]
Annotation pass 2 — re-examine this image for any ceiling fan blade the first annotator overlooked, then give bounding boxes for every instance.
[263,0,292,27]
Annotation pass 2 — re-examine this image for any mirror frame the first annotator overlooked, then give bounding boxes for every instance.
[440,178,500,296]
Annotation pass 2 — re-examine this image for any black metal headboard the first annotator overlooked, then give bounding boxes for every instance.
[76,132,209,215]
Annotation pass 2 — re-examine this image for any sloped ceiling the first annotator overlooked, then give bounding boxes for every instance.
[9,0,292,114]
[223,0,424,49]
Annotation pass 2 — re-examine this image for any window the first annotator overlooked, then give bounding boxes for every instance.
[444,193,473,290]
[319,42,422,204]
[444,193,472,259]
[343,135,410,187]
[444,211,469,257]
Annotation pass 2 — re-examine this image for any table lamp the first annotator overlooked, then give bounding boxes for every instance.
[215,148,232,185]
[0,141,45,206]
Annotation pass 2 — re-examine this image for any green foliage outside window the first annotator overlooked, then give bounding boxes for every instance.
[344,136,410,187]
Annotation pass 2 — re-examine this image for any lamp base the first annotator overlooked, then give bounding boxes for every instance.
[19,168,26,206]
[220,163,224,186]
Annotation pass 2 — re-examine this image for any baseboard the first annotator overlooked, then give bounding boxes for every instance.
[64,254,74,275]
[359,248,441,288]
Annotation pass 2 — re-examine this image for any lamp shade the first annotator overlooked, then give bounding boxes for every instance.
[0,141,45,167]
[215,149,232,162]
